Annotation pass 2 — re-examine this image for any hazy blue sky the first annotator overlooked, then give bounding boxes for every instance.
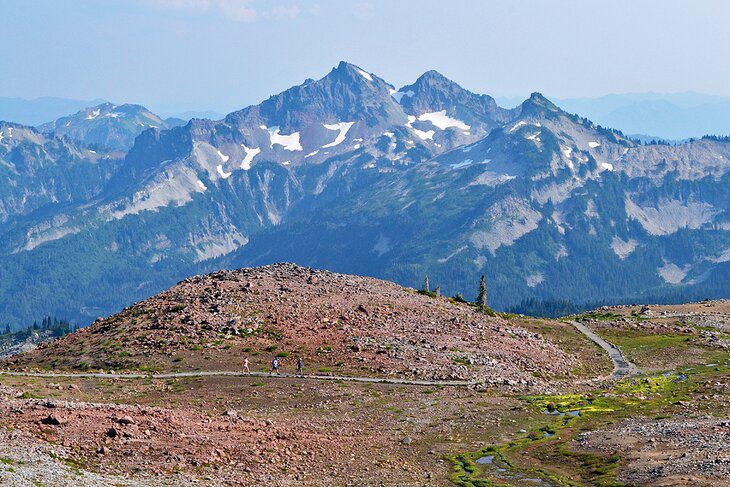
[2,0,730,114]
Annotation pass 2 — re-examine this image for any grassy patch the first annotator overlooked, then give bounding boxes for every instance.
[601,331,713,370]
[448,368,720,486]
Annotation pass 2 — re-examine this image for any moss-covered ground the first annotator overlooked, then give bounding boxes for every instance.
[448,360,730,486]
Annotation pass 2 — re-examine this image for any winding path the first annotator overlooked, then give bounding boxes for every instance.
[568,320,640,378]
[2,322,639,384]
[0,370,479,387]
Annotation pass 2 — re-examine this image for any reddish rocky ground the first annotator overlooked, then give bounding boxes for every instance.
[0,374,531,486]
[8,269,727,486]
[5,263,578,388]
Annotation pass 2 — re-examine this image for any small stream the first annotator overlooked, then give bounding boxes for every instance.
[475,453,560,486]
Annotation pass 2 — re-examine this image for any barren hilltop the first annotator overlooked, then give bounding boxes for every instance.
[6,263,577,388]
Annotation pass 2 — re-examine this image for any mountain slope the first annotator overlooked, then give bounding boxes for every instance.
[0,62,728,327]
[0,121,121,232]
[39,102,171,151]
[229,94,730,308]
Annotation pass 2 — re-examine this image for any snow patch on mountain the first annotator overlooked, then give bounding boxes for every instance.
[588,141,601,148]
[196,180,207,191]
[355,68,373,81]
[451,160,473,169]
[322,121,355,148]
[509,121,527,132]
[417,111,470,131]
[405,115,435,140]
[216,150,230,163]
[260,125,302,151]
[412,128,435,140]
[216,165,232,179]
[240,144,261,170]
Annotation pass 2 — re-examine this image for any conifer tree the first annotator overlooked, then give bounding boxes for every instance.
[476,275,487,307]
[423,275,430,293]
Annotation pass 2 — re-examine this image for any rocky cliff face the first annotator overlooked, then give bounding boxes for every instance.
[0,121,121,229]
[0,62,728,326]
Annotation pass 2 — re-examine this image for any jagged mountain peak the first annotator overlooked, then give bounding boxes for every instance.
[398,69,474,101]
[330,61,383,83]
[224,61,398,131]
[395,70,513,142]
[412,69,453,85]
[519,92,562,117]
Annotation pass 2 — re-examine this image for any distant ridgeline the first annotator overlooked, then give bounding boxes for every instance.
[508,287,725,318]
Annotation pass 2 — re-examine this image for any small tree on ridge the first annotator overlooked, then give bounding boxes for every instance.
[476,275,487,308]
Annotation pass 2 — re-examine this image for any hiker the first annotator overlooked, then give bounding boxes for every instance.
[297,357,303,375]
[271,357,279,374]
[243,357,250,373]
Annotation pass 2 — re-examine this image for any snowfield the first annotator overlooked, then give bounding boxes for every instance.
[240,144,261,170]
[261,125,303,151]
[417,110,470,131]
[322,121,355,148]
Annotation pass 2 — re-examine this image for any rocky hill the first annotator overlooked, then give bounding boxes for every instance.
[4,264,576,388]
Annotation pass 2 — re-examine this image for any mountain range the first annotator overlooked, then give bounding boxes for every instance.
[0,61,728,327]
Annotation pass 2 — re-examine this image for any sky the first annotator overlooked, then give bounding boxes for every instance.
[2,0,730,115]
